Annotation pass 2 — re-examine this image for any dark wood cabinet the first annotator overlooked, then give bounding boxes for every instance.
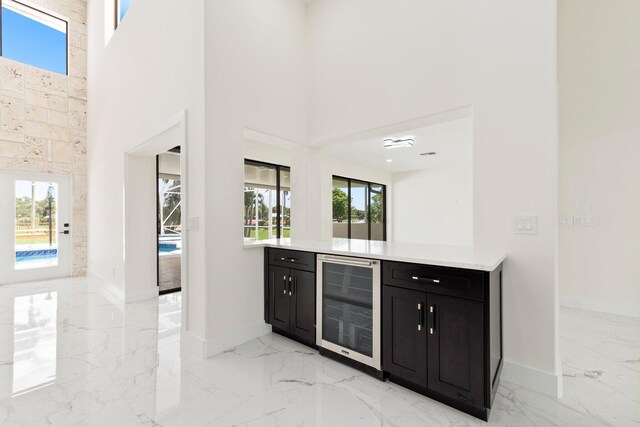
[269,266,291,331]
[427,293,484,409]
[382,260,503,421]
[290,269,316,344]
[266,249,316,346]
[264,249,503,421]
[382,286,427,387]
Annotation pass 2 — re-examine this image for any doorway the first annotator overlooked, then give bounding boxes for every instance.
[0,172,72,284]
[157,147,182,294]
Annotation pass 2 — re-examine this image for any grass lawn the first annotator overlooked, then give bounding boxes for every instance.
[247,228,291,240]
[16,234,57,245]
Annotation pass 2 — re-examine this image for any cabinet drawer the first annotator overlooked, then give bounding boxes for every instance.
[269,249,316,272]
[383,261,484,302]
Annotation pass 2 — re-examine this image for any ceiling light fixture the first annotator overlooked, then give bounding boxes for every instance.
[420,152,437,156]
[386,159,393,163]
[383,136,414,149]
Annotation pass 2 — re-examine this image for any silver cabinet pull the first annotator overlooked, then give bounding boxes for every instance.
[417,303,423,331]
[429,305,435,334]
[288,276,292,296]
[411,276,440,284]
[283,275,287,294]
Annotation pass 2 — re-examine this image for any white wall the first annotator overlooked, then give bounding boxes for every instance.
[393,166,472,246]
[87,0,208,337]
[306,0,560,394]
[558,0,640,317]
[203,0,307,353]
[87,0,563,397]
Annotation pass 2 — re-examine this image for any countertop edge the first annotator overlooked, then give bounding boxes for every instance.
[244,242,506,272]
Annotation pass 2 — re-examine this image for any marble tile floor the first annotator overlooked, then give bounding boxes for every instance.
[0,276,637,426]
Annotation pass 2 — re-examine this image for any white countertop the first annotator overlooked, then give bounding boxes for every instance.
[244,238,506,271]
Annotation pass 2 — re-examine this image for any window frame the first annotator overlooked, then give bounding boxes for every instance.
[244,159,291,240]
[0,0,69,75]
[332,175,387,241]
[114,0,132,29]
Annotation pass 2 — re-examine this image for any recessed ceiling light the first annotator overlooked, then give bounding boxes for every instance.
[383,136,414,149]
[386,159,393,163]
[420,152,437,156]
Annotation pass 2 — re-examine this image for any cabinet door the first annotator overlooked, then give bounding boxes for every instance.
[269,266,291,331]
[290,269,316,344]
[427,294,484,408]
[382,286,427,387]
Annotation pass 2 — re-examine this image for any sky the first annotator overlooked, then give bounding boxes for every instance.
[1,7,67,75]
[120,0,132,22]
[15,181,57,202]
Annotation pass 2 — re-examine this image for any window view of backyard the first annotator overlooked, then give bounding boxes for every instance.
[15,181,59,269]
[332,176,385,241]
[158,177,181,253]
[244,161,291,241]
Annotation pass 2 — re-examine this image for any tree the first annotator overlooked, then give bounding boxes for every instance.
[332,188,349,222]
[244,188,267,237]
[370,193,383,223]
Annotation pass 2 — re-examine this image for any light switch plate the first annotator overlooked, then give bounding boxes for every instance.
[514,215,537,235]
[187,217,199,231]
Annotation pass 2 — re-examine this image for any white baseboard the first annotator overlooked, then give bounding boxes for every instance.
[88,270,158,303]
[561,296,639,318]
[501,360,562,398]
[124,286,159,303]
[204,321,272,358]
[183,321,272,358]
[89,270,125,301]
[182,328,207,356]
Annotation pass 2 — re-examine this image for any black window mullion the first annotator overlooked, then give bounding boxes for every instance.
[367,183,371,240]
[383,185,387,241]
[276,166,281,239]
[347,179,352,239]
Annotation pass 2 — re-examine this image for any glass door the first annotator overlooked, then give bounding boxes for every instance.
[317,255,381,370]
[0,172,72,284]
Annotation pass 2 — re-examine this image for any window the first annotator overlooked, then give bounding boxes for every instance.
[115,0,132,28]
[0,0,68,75]
[332,176,386,241]
[244,160,291,241]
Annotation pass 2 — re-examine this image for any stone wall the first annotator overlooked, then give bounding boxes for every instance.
[0,0,87,276]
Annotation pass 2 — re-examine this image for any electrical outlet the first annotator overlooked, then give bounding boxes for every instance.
[514,215,537,235]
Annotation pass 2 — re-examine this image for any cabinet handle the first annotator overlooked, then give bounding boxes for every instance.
[293,276,297,295]
[411,276,440,284]
[429,305,435,335]
[417,303,423,331]
[288,276,292,296]
[280,257,299,262]
[283,275,287,295]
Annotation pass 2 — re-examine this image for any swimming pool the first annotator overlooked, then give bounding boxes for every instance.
[15,248,57,263]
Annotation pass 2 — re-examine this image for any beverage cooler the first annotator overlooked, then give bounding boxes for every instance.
[316,254,381,371]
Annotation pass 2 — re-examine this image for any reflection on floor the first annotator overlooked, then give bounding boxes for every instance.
[0,276,637,426]
[158,253,181,293]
